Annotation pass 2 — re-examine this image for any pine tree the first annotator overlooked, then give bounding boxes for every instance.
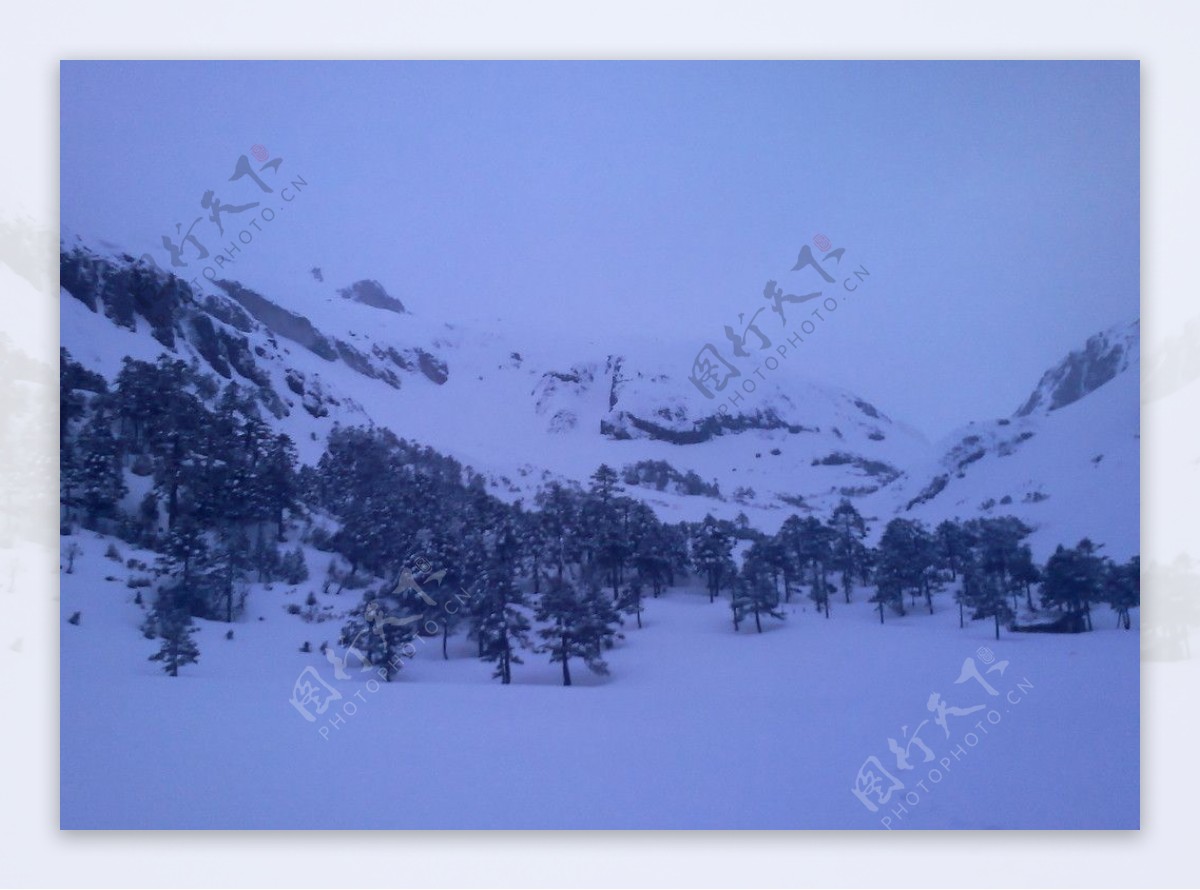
[1105,555,1139,630]
[147,603,200,676]
[970,516,1034,615]
[1041,539,1105,630]
[690,514,735,603]
[70,409,127,527]
[618,574,645,629]
[533,483,583,585]
[828,499,869,603]
[156,522,215,618]
[1011,544,1040,611]
[278,545,309,584]
[214,526,253,623]
[476,513,531,684]
[114,357,205,531]
[536,573,622,685]
[257,433,300,542]
[935,519,969,581]
[798,516,837,618]
[962,565,1012,640]
[339,586,417,681]
[583,465,628,600]
[732,544,785,633]
[874,518,938,616]
[661,522,691,589]
[628,502,671,599]
[870,569,904,624]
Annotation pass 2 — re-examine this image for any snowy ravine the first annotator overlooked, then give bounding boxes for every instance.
[58,240,1140,829]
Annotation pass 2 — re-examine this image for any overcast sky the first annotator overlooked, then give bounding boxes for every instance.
[60,61,1139,438]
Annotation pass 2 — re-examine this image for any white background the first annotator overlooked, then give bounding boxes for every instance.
[1,1,1197,887]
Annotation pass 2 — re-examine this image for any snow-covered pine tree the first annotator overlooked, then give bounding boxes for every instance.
[69,408,127,528]
[339,587,417,681]
[776,514,838,611]
[536,572,623,685]
[934,519,970,582]
[828,499,869,603]
[476,512,530,684]
[1105,555,1139,630]
[533,482,583,585]
[873,518,939,617]
[147,603,200,677]
[962,565,1012,640]
[732,544,785,633]
[156,521,216,618]
[583,465,629,600]
[690,514,735,603]
[1040,539,1105,630]
[618,574,645,629]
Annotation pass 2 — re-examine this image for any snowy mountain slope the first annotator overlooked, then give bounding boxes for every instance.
[59,240,1138,550]
[870,321,1139,558]
[59,242,929,528]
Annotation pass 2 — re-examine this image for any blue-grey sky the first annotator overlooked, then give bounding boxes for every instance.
[60,61,1139,438]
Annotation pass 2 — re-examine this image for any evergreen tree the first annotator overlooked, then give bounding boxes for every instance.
[1011,544,1041,611]
[969,516,1034,615]
[870,565,905,624]
[476,513,531,684]
[156,522,216,618]
[339,586,417,681]
[69,408,127,527]
[934,519,970,581]
[59,348,107,447]
[114,357,206,530]
[1041,539,1105,630]
[619,574,646,629]
[828,499,869,603]
[583,465,628,600]
[533,483,583,585]
[961,563,1012,640]
[628,502,671,599]
[732,544,785,633]
[210,525,252,623]
[147,602,200,677]
[690,514,735,603]
[662,522,691,589]
[536,573,622,685]
[797,516,837,618]
[874,518,939,616]
[1105,555,1140,630]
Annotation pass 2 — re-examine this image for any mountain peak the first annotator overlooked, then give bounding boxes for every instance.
[1015,319,1139,417]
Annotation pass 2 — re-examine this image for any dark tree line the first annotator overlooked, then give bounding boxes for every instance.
[61,348,1141,680]
[684,502,1138,641]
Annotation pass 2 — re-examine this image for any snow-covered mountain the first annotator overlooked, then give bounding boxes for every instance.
[59,240,1138,555]
[1016,321,1139,416]
[870,321,1139,558]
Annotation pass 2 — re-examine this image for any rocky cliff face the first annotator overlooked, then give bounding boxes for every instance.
[1016,320,1139,416]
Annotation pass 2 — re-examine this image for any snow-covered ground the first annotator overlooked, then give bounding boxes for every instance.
[60,531,1138,829]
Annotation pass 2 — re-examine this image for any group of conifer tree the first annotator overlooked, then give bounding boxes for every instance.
[60,349,1139,682]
